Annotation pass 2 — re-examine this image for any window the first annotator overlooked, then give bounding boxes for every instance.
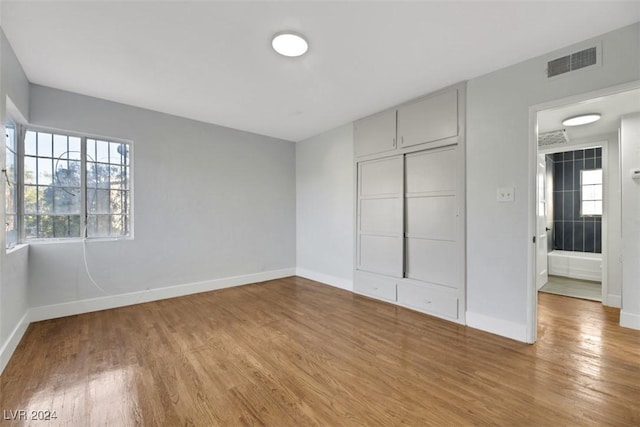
[5,120,18,248]
[23,128,131,240]
[581,169,602,216]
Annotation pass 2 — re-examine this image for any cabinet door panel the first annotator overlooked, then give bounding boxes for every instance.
[406,195,456,241]
[357,156,403,278]
[405,147,456,194]
[359,235,404,277]
[398,89,458,148]
[405,239,458,287]
[360,198,402,234]
[360,157,403,196]
[354,109,397,157]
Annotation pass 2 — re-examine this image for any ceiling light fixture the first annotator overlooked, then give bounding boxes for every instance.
[562,113,601,126]
[272,32,308,57]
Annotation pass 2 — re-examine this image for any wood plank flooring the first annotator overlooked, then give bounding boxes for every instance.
[1,276,639,426]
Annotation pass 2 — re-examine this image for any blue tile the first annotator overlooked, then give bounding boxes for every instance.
[554,162,564,191]
[574,220,584,252]
[595,221,602,253]
[585,220,595,252]
[564,151,574,161]
[573,190,581,220]
[586,148,595,158]
[553,191,564,220]
[585,158,595,169]
[563,222,574,251]
[596,156,602,168]
[574,149,585,160]
[554,221,564,250]
[563,160,574,191]
[595,147,602,157]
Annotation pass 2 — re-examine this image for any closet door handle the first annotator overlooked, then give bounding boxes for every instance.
[392,137,396,148]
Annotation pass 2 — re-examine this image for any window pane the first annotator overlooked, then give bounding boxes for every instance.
[6,124,15,151]
[25,131,37,156]
[69,137,81,160]
[96,140,109,163]
[55,159,81,187]
[39,215,54,238]
[109,142,127,164]
[24,156,37,184]
[5,148,16,183]
[87,138,96,162]
[582,185,597,201]
[582,201,598,216]
[24,215,37,239]
[6,214,17,247]
[38,187,54,213]
[53,134,68,159]
[582,169,602,185]
[37,157,53,185]
[87,214,110,237]
[54,187,81,214]
[24,185,38,213]
[37,132,53,158]
[111,215,124,235]
[6,184,16,214]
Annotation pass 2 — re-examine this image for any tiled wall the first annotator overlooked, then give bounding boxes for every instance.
[548,148,602,253]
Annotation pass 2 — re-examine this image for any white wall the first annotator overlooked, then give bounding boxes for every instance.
[0,27,30,374]
[620,113,640,329]
[295,124,354,290]
[27,85,296,315]
[466,23,639,340]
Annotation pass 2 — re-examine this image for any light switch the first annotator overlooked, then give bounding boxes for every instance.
[497,187,515,202]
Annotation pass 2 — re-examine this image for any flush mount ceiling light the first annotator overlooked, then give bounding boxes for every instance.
[562,113,601,126]
[272,32,308,57]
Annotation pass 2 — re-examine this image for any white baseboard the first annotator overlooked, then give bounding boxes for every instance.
[465,311,528,343]
[29,268,296,322]
[0,311,30,375]
[295,268,353,291]
[620,310,640,330]
[605,294,622,308]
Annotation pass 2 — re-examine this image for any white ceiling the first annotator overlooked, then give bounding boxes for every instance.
[2,1,639,142]
[538,88,640,140]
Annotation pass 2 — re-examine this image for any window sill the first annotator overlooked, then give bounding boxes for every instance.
[25,236,134,245]
[7,243,29,255]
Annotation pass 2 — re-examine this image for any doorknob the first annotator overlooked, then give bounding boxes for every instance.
[546,227,551,231]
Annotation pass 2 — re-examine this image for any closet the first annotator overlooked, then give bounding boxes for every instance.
[354,83,466,324]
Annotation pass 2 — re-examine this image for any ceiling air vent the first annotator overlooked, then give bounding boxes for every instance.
[547,46,598,78]
[538,129,569,147]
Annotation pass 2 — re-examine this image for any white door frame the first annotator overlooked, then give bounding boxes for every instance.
[526,80,640,344]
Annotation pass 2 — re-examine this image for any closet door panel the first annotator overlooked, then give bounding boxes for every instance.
[359,235,404,277]
[360,198,402,234]
[405,147,456,194]
[354,109,397,157]
[357,156,404,278]
[398,89,458,148]
[406,196,456,241]
[405,239,458,287]
[360,157,403,196]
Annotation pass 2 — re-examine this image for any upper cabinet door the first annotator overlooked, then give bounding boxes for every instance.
[398,89,458,148]
[354,109,397,157]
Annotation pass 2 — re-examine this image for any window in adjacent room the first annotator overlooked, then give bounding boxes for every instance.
[23,128,132,240]
[5,119,18,248]
[580,168,602,216]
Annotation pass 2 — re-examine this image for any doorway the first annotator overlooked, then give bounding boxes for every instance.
[528,82,640,342]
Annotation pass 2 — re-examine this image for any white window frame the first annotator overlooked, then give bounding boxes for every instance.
[580,168,602,217]
[20,125,133,242]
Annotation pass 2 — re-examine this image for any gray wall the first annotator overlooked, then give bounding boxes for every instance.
[295,124,354,289]
[466,23,639,337]
[28,85,296,308]
[0,27,30,370]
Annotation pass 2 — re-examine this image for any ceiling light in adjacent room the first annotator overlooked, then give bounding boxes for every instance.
[562,113,601,126]
[272,32,308,57]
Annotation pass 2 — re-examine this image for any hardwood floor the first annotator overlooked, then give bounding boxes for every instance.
[1,276,638,426]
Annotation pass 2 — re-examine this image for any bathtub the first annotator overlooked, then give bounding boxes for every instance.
[548,250,602,282]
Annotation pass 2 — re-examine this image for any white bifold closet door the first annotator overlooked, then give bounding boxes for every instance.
[404,146,460,288]
[357,156,404,278]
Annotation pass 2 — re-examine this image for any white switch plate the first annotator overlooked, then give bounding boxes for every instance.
[497,187,515,202]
